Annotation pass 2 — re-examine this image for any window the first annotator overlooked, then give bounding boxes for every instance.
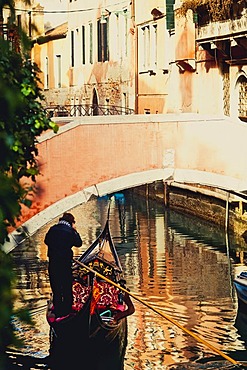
[151,25,157,69]
[97,18,109,62]
[238,76,247,122]
[166,0,175,29]
[56,55,61,88]
[143,25,150,68]
[123,13,128,58]
[75,28,80,67]
[113,14,120,60]
[89,23,93,64]
[223,67,230,116]
[17,14,21,30]
[82,25,85,64]
[139,23,157,71]
[71,30,74,67]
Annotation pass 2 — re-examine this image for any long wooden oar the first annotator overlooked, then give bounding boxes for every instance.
[73,258,240,367]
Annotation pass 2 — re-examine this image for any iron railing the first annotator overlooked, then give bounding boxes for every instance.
[45,104,135,118]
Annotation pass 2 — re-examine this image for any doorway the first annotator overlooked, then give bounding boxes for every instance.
[92,88,99,116]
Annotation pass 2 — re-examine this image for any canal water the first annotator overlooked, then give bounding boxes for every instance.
[9,190,247,369]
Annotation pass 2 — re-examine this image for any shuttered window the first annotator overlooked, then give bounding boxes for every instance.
[82,25,85,64]
[166,0,175,29]
[139,23,157,71]
[71,30,74,67]
[89,23,93,64]
[97,18,109,62]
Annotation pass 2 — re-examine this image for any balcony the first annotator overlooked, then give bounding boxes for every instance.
[197,12,247,41]
[197,0,247,42]
[194,1,247,63]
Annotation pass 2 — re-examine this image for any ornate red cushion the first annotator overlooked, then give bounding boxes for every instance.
[72,281,91,311]
[96,282,119,309]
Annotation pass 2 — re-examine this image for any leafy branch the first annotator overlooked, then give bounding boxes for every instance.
[0,1,58,361]
[178,0,242,21]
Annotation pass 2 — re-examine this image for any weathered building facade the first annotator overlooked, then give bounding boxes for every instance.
[4,1,246,119]
[134,0,247,118]
[191,0,247,121]
[31,0,136,114]
[134,1,175,114]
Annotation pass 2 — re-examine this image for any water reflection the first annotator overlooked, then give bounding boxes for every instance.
[8,191,247,369]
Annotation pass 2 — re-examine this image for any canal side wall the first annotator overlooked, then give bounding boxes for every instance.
[6,113,247,252]
[134,181,247,239]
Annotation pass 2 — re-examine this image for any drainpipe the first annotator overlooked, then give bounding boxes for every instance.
[225,192,229,233]
[131,0,138,113]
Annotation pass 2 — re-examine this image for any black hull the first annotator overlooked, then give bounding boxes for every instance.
[47,218,131,369]
[48,301,127,370]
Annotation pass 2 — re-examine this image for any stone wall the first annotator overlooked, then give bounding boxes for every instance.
[133,180,247,239]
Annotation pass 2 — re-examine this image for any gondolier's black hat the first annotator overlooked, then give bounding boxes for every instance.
[59,212,75,226]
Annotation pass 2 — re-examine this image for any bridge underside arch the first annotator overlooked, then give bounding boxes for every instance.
[4,164,246,253]
[3,169,166,252]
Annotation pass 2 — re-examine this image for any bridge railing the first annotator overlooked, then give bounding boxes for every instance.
[45,104,135,118]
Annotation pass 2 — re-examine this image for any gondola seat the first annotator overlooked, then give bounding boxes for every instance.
[72,281,91,311]
[95,281,120,310]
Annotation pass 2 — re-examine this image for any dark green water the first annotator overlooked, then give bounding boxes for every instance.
[9,191,247,369]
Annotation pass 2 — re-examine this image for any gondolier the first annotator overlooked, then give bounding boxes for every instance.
[46,216,134,369]
[45,212,82,318]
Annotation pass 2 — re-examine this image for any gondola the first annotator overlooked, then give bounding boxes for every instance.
[234,271,247,307]
[46,219,134,370]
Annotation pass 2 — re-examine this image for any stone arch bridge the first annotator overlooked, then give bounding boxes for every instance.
[4,114,247,251]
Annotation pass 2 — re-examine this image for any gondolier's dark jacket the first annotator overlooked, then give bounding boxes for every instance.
[45,221,82,261]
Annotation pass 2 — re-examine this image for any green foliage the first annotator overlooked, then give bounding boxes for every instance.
[0,252,16,350]
[0,174,22,245]
[0,39,58,244]
[0,0,58,360]
[179,0,237,21]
